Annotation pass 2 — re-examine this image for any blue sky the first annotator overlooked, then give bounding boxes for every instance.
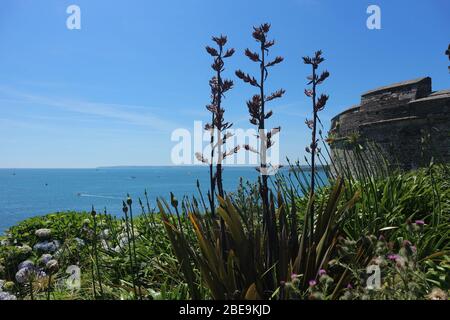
[0,0,449,168]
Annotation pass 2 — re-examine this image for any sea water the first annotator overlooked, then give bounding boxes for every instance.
[0,166,326,232]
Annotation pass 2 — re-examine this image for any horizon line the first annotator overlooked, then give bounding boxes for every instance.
[0,163,322,170]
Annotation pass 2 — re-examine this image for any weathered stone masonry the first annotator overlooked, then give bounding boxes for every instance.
[330,77,450,171]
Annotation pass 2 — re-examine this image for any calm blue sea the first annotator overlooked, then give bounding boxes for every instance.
[0,166,325,232]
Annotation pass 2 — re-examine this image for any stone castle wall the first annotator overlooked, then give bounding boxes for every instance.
[330,77,450,171]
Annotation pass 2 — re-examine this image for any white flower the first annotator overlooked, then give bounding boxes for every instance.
[35,228,52,240]
[38,254,53,266]
[33,240,60,253]
[74,237,85,247]
[0,292,17,300]
[15,268,33,284]
[100,229,110,239]
[18,244,32,255]
[18,260,34,270]
[119,236,129,248]
[101,239,110,250]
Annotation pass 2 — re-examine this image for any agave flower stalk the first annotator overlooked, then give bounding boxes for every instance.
[197,35,237,212]
[197,35,237,257]
[46,260,58,300]
[91,206,104,298]
[235,23,285,265]
[207,95,216,218]
[205,35,236,198]
[302,50,330,246]
[126,194,143,300]
[144,189,157,228]
[122,201,138,299]
[46,274,52,300]
[90,254,97,298]
[170,192,184,235]
[126,195,138,264]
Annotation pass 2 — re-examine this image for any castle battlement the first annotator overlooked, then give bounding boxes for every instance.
[330,77,450,170]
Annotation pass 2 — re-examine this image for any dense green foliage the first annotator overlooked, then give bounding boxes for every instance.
[0,164,448,300]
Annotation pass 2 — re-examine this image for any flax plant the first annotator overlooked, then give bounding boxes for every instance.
[45,259,58,300]
[206,37,237,198]
[90,206,104,298]
[302,50,329,247]
[235,23,285,267]
[161,176,360,299]
[196,35,238,257]
[126,194,143,299]
[196,35,237,206]
[122,201,138,299]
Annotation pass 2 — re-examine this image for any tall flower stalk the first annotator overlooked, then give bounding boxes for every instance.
[197,35,236,206]
[126,194,142,300]
[122,201,138,299]
[196,35,237,257]
[302,50,329,245]
[235,23,285,265]
[46,259,58,300]
[207,37,236,199]
[91,206,104,298]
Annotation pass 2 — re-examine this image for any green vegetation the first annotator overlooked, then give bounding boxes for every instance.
[0,164,448,300]
[0,23,448,302]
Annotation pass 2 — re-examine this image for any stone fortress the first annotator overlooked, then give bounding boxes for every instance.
[329,77,450,171]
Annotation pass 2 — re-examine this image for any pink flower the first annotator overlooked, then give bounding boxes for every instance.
[346,283,353,289]
[387,254,399,261]
[291,273,299,281]
[415,220,425,226]
[309,280,317,287]
[318,269,327,276]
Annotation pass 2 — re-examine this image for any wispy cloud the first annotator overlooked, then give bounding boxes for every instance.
[0,86,179,132]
